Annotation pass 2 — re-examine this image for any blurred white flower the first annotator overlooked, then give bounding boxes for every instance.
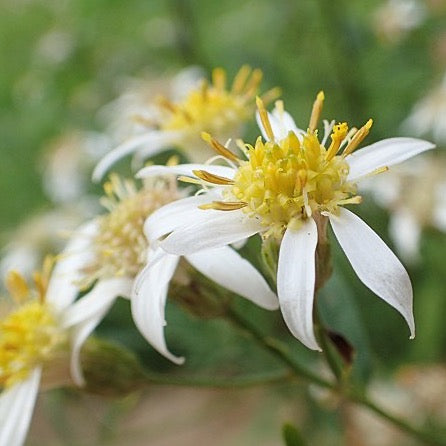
[34,29,75,66]
[139,94,434,351]
[372,0,426,44]
[93,66,279,181]
[0,256,99,446]
[402,73,446,144]
[361,154,446,262]
[41,131,110,204]
[0,204,98,286]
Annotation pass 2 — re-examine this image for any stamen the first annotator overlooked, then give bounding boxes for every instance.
[231,65,251,93]
[5,271,29,303]
[343,119,373,156]
[256,97,275,141]
[326,122,349,160]
[157,96,178,114]
[309,91,325,133]
[260,87,282,105]
[193,169,235,185]
[212,68,226,90]
[199,201,247,211]
[178,176,202,185]
[244,69,263,97]
[201,132,240,162]
[337,196,362,205]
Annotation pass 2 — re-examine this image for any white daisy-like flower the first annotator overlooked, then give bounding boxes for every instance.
[138,93,435,351]
[0,203,98,287]
[92,66,280,181]
[0,250,99,446]
[402,72,446,144]
[61,174,277,368]
[361,154,446,262]
[372,0,426,44]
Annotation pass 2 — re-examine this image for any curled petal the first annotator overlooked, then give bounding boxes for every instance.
[131,249,183,364]
[277,221,321,350]
[329,208,415,337]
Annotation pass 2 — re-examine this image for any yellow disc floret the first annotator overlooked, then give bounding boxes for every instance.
[0,264,65,388]
[83,174,180,286]
[159,66,280,137]
[198,93,372,239]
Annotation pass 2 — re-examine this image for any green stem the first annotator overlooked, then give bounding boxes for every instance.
[348,390,446,446]
[226,306,333,390]
[145,369,292,388]
[225,306,446,446]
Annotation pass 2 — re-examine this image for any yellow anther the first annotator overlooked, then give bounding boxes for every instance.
[201,132,240,162]
[178,176,202,185]
[260,87,282,106]
[212,67,226,90]
[309,91,325,133]
[199,201,247,211]
[5,271,29,303]
[256,96,275,141]
[231,65,251,93]
[157,96,177,114]
[244,69,263,97]
[326,122,349,160]
[193,169,235,185]
[343,119,373,156]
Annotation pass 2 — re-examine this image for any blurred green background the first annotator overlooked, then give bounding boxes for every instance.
[1,0,446,445]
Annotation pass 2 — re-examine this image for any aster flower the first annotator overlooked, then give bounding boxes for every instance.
[402,72,446,144]
[61,174,277,369]
[372,0,426,44]
[138,93,435,351]
[92,66,280,181]
[0,252,98,446]
[361,153,446,262]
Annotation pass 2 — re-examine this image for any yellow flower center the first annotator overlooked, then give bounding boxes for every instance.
[84,175,180,285]
[0,265,65,388]
[198,93,373,239]
[159,66,279,138]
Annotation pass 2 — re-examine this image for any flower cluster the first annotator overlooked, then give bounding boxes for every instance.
[0,66,435,445]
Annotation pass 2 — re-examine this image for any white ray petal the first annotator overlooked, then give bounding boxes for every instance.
[144,191,221,242]
[62,277,133,328]
[185,246,278,310]
[0,367,41,446]
[160,210,263,256]
[277,221,321,351]
[69,306,115,387]
[256,108,303,142]
[347,137,435,182]
[136,163,236,180]
[389,209,421,263]
[92,131,178,182]
[46,221,99,313]
[131,249,183,364]
[329,208,414,337]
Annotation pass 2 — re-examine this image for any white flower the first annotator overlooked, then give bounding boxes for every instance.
[0,204,98,287]
[138,93,435,351]
[60,175,277,367]
[402,73,446,144]
[361,154,446,262]
[0,250,98,446]
[41,131,110,204]
[92,66,279,181]
[372,0,426,44]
